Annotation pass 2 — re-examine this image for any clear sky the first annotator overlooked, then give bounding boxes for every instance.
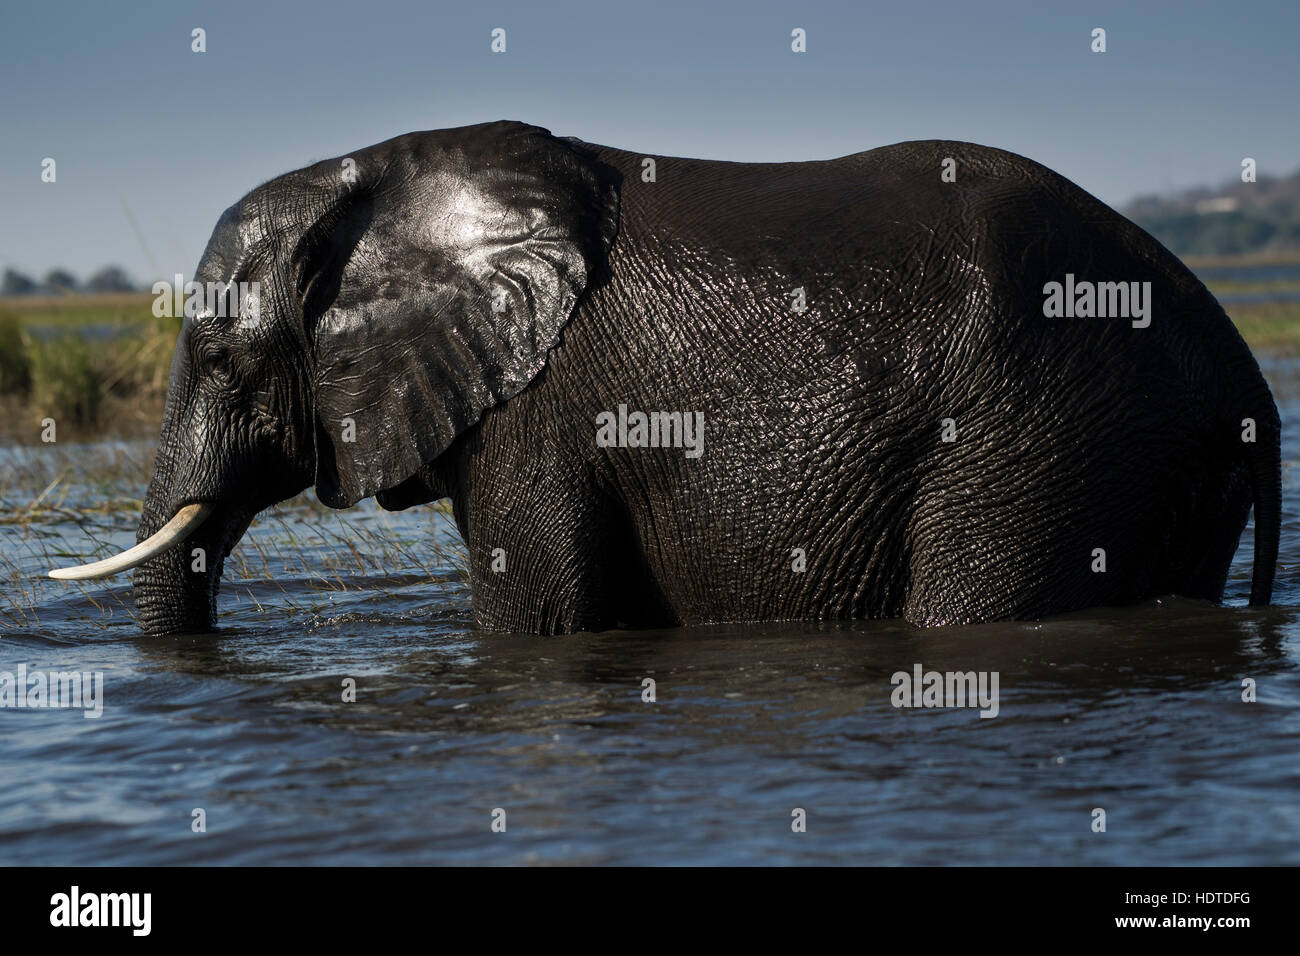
[2,0,1297,282]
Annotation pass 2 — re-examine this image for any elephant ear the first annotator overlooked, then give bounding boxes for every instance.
[299,121,620,508]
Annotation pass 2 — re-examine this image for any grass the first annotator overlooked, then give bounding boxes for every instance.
[1224,302,1300,353]
[0,510,466,632]
[0,440,464,631]
[0,294,174,438]
[4,292,164,330]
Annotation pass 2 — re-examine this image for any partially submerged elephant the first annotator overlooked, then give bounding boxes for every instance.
[51,121,1281,634]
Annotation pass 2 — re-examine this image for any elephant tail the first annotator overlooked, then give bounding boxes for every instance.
[1246,400,1281,606]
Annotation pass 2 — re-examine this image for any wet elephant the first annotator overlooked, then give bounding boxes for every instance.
[51,121,1281,634]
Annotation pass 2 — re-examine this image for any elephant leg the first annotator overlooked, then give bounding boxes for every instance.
[902,516,1112,626]
[901,456,1235,625]
[902,462,1128,625]
[462,468,678,635]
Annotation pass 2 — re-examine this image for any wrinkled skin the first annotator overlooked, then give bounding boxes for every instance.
[132,120,1281,635]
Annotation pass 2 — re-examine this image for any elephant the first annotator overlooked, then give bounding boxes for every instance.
[49,120,1281,635]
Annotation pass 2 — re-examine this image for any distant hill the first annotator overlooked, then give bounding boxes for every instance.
[1123,166,1300,257]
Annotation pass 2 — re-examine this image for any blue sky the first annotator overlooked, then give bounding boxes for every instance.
[2,0,1297,282]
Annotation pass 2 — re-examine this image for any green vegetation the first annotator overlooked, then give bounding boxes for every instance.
[28,333,102,425]
[2,291,162,330]
[0,294,175,436]
[0,311,32,394]
[1222,302,1300,353]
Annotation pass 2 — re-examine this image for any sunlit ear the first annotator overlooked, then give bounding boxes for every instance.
[300,123,619,508]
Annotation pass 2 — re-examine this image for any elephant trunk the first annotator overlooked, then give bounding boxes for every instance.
[133,494,215,635]
[132,493,252,635]
[129,376,256,634]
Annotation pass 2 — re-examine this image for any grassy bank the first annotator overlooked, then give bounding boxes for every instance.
[1223,302,1300,353]
[0,294,174,441]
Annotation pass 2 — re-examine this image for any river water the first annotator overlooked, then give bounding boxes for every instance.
[1,360,1298,865]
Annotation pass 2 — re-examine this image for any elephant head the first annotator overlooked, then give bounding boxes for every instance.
[50,121,620,633]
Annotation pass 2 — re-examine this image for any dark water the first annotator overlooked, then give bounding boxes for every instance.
[2,361,1299,865]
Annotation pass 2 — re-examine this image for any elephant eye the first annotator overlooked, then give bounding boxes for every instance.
[199,342,237,385]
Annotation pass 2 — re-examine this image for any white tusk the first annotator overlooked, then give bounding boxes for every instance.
[48,502,214,581]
